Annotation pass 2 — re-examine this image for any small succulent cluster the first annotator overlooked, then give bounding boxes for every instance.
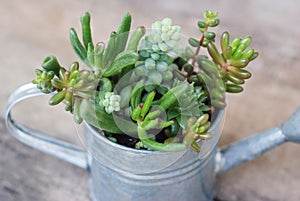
[182,113,212,152]
[207,31,258,93]
[134,18,181,86]
[134,51,176,85]
[189,10,220,49]
[142,18,181,52]
[32,69,55,94]
[178,10,258,108]
[32,11,258,153]
[33,55,98,123]
[99,92,121,114]
[128,80,209,152]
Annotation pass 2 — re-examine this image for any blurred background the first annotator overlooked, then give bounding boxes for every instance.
[0,0,299,200]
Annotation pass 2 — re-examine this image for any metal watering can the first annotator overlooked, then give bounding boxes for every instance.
[5,83,300,201]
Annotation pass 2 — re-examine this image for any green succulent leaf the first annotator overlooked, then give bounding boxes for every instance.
[80,12,93,50]
[197,21,207,29]
[49,89,66,105]
[204,31,216,41]
[80,99,137,134]
[227,66,251,79]
[204,10,218,20]
[115,12,132,55]
[188,37,200,47]
[249,51,259,61]
[240,49,255,60]
[127,26,146,51]
[87,43,94,65]
[130,80,144,109]
[207,42,226,66]
[197,57,220,75]
[226,72,245,85]
[208,18,220,27]
[99,77,112,92]
[222,46,232,60]
[94,42,105,68]
[155,80,189,110]
[226,83,243,93]
[137,124,186,152]
[220,31,230,53]
[73,99,83,124]
[42,56,61,76]
[227,59,249,68]
[230,38,242,53]
[211,99,226,108]
[103,52,138,77]
[103,31,117,67]
[117,12,132,35]
[70,28,92,68]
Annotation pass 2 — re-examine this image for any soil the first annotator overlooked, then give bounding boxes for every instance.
[104,128,172,149]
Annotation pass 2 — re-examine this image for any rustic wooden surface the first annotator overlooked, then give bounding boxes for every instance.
[1,0,300,200]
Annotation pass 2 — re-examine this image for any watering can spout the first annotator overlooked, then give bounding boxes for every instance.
[215,107,300,174]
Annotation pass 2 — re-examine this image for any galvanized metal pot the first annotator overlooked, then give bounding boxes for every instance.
[5,83,300,201]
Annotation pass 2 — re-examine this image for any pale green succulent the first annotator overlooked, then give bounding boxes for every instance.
[99,92,121,114]
[142,18,181,52]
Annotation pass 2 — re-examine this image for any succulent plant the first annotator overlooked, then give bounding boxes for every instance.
[142,18,181,52]
[32,69,55,94]
[32,11,258,153]
[99,92,121,114]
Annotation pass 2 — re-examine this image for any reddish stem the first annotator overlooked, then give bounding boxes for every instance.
[191,34,205,66]
[191,26,208,67]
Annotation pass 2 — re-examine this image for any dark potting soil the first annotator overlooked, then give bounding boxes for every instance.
[109,133,139,148]
[104,129,169,149]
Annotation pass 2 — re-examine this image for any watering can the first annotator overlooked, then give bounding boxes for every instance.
[5,83,300,201]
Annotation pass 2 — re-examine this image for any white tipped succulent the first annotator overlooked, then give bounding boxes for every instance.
[142,18,181,52]
[100,92,121,114]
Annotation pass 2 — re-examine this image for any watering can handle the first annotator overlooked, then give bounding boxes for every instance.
[5,83,88,169]
[216,107,300,174]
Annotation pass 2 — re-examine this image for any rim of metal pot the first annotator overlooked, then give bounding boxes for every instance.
[84,108,225,155]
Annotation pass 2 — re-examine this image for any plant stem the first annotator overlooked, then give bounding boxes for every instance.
[191,26,208,66]
[191,35,204,66]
